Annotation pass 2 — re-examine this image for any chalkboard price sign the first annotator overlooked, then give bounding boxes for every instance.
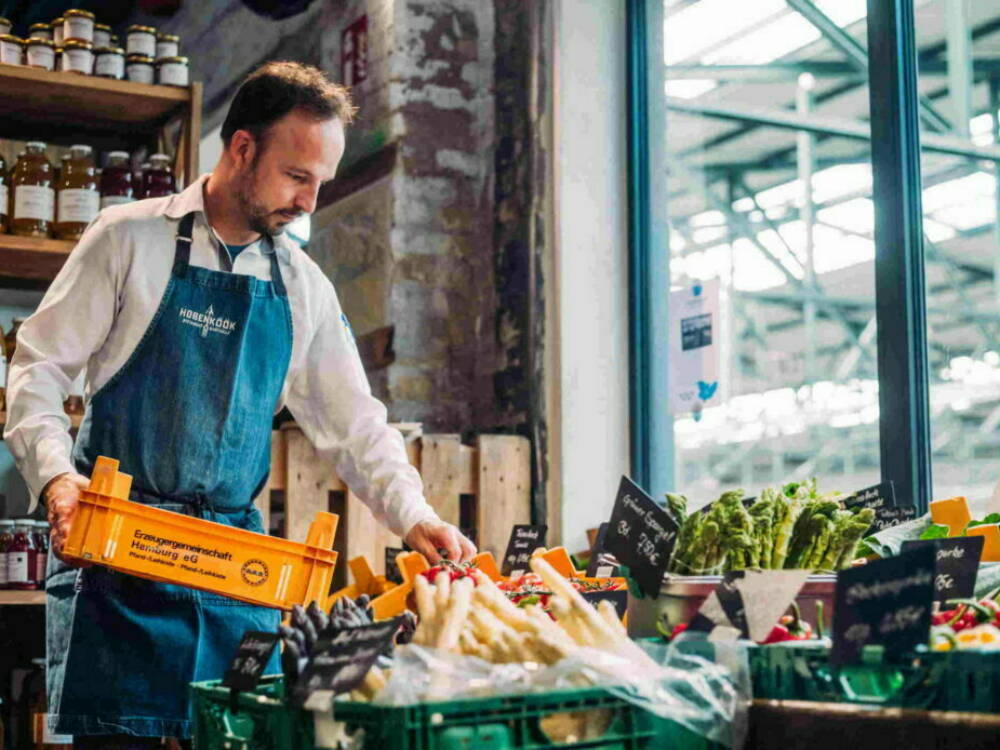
[585,523,620,578]
[901,536,984,602]
[871,506,919,533]
[501,525,548,577]
[294,618,403,706]
[581,588,628,619]
[223,631,279,693]
[604,476,680,598]
[385,547,405,584]
[843,481,897,512]
[831,546,935,666]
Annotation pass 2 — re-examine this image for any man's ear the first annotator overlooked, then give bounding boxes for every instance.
[227,129,258,170]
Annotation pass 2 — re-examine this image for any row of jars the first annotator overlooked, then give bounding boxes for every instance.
[0,143,176,240]
[0,12,187,86]
[0,519,49,590]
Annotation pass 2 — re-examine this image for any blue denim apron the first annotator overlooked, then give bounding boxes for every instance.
[46,212,292,739]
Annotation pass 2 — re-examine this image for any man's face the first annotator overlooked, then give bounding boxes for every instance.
[233,110,345,236]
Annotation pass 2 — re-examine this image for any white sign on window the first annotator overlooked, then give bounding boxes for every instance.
[669,279,721,415]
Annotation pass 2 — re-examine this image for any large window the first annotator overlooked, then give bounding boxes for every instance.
[659,0,881,502]
[912,1,1000,501]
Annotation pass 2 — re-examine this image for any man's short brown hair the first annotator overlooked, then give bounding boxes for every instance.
[221,61,356,147]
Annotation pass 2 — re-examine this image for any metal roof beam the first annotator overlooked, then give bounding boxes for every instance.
[666,59,1000,82]
[785,0,953,132]
[667,96,1000,161]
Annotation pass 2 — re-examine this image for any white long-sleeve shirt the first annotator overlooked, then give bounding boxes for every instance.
[4,174,438,537]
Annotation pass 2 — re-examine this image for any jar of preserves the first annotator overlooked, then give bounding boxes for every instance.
[28,23,52,41]
[11,144,54,238]
[0,152,7,234]
[0,519,13,589]
[7,520,37,590]
[155,55,188,86]
[126,24,156,57]
[63,9,95,43]
[0,34,23,65]
[32,520,49,587]
[5,318,23,365]
[26,658,73,749]
[126,53,153,84]
[62,39,93,74]
[155,32,179,59]
[93,23,111,49]
[25,38,55,71]
[142,154,175,198]
[55,145,98,241]
[100,151,134,208]
[51,17,65,47]
[94,46,124,79]
[0,17,11,35]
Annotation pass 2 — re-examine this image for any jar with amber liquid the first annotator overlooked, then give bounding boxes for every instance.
[55,144,98,241]
[11,143,54,238]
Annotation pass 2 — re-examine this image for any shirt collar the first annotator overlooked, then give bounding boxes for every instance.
[163,173,294,262]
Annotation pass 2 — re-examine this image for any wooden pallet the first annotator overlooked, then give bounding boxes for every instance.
[254,424,531,588]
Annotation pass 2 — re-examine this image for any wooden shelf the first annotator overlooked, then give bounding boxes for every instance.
[0,412,83,430]
[0,589,45,605]
[0,64,190,136]
[0,234,74,283]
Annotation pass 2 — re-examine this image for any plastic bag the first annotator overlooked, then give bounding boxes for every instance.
[375,639,750,749]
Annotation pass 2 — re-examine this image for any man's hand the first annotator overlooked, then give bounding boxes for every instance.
[43,472,90,564]
[404,520,476,564]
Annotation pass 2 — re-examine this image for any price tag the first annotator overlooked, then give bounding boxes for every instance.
[831,546,935,666]
[501,525,548,577]
[870,506,918,533]
[843,481,897,512]
[585,523,619,578]
[901,536,984,603]
[223,631,279,693]
[604,476,680,598]
[294,618,402,706]
[686,569,811,642]
[384,547,405,584]
[581,588,628,619]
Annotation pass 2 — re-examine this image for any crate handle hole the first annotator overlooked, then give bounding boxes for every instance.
[538,708,614,744]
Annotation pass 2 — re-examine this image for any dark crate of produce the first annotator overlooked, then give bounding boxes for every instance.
[191,675,725,750]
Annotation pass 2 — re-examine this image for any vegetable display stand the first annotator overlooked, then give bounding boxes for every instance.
[748,642,1000,714]
[190,675,725,750]
[254,425,531,589]
[63,456,339,610]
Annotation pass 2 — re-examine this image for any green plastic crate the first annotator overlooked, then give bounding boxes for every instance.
[191,675,724,750]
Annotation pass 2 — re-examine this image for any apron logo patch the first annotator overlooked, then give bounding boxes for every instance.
[241,558,270,586]
[179,305,238,337]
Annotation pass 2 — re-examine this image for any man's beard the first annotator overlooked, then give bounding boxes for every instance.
[236,169,298,237]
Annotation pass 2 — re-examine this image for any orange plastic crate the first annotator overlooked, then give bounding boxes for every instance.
[63,456,339,610]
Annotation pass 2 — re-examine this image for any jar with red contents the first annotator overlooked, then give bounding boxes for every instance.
[7,519,38,590]
[100,151,135,209]
[0,519,14,589]
[141,153,175,198]
[33,520,49,588]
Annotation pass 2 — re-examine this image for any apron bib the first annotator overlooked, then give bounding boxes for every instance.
[48,212,293,739]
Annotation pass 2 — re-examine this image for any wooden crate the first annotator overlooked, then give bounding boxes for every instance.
[254,424,531,588]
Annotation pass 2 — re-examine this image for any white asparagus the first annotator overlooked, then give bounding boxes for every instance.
[433,570,451,610]
[436,577,474,651]
[596,599,627,637]
[412,574,437,645]
[530,557,622,644]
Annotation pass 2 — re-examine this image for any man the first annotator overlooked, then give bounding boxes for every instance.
[5,61,475,747]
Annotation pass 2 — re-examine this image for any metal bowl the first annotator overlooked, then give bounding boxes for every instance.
[626,574,837,638]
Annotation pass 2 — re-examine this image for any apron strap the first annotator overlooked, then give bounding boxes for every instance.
[172,211,196,277]
[174,211,288,297]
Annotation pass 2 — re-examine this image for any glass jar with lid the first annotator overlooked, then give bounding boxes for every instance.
[32,520,49,587]
[93,23,112,49]
[155,32,179,58]
[51,17,65,46]
[126,53,154,84]
[0,17,11,35]
[28,23,52,41]
[63,9,95,43]
[0,34,23,65]
[26,38,55,71]
[155,55,188,86]
[142,154,175,198]
[100,151,135,208]
[7,519,38,590]
[0,519,13,589]
[55,144,98,241]
[11,143,54,238]
[0,152,7,234]
[62,38,93,74]
[94,46,124,79]
[126,24,156,57]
